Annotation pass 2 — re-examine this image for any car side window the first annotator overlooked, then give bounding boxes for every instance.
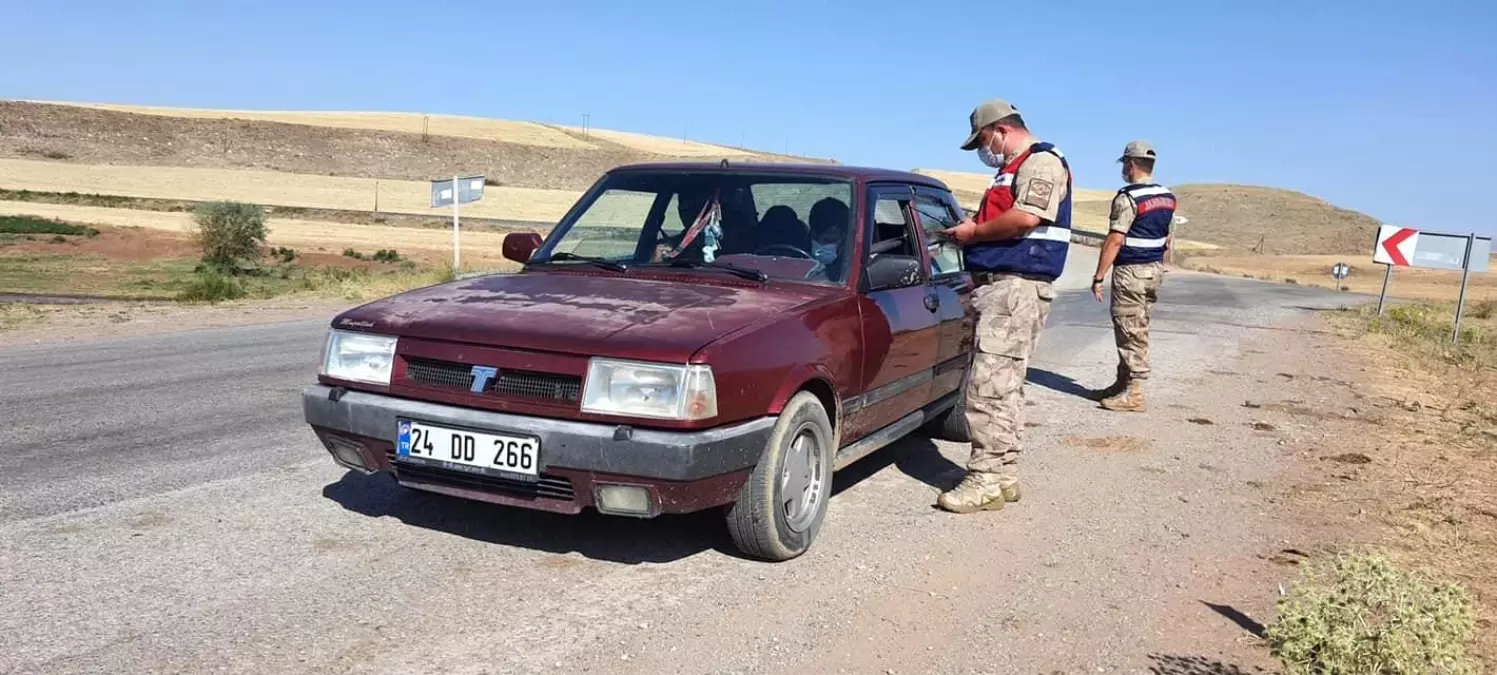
[913,193,964,276]
[868,194,920,259]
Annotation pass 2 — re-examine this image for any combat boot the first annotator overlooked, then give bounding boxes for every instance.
[1100,380,1147,412]
[936,471,1022,514]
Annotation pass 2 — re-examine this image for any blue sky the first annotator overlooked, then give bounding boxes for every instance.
[3,0,1495,236]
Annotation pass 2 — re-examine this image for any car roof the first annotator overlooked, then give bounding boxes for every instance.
[606,160,951,190]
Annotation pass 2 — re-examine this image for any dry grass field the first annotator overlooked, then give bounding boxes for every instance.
[557,126,758,157]
[32,101,600,150]
[0,201,520,267]
[0,158,584,224]
[1179,253,1497,303]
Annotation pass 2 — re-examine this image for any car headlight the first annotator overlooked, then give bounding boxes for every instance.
[580,358,717,421]
[320,329,397,386]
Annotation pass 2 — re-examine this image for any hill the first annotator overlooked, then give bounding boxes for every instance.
[0,101,832,194]
[1,101,1382,256]
[914,168,1381,255]
[1070,183,1381,255]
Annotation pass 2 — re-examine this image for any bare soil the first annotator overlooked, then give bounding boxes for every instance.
[0,101,829,193]
[1274,311,1497,665]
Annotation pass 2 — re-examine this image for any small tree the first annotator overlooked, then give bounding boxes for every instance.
[193,201,268,271]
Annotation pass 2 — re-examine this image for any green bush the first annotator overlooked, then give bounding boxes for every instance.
[0,215,99,237]
[192,201,268,270]
[343,248,403,263]
[176,272,247,303]
[271,246,297,264]
[1265,550,1478,675]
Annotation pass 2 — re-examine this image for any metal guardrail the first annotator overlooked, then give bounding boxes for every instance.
[1070,230,1106,247]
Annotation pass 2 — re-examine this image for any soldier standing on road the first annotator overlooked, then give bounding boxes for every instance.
[1090,140,1177,412]
[937,99,1073,514]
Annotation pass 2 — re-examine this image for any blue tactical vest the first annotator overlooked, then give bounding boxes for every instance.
[963,142,1073,282]
[1114,183,1176,265]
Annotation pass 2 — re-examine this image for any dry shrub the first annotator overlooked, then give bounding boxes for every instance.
[176,271,246,303]
[1265,550,1478,675]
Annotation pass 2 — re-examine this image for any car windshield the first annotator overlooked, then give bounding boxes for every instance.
[532,170,857,285]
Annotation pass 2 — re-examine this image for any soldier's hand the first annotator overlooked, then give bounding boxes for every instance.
[943,219,978,246]
[1091,281,1104,302]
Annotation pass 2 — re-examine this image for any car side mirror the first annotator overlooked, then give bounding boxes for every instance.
[502,232,543,264]
[863,254,922,292]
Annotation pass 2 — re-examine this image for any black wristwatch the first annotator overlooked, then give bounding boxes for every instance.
[1092,276,1104,285]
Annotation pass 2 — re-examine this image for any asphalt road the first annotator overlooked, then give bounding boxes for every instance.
[0,272,1362,675]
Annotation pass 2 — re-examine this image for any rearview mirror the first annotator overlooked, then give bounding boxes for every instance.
[503,232,543,264]
[863,254,922,292]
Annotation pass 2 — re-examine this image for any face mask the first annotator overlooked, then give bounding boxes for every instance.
[812,243,838,264]
[978,133,1006,169]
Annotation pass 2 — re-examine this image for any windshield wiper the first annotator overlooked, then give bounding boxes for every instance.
[536,252,628,272]
[664,258,768,282]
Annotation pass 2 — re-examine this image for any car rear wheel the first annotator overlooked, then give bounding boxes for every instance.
[725,391,833,562]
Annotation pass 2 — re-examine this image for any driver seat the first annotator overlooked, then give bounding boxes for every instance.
[757,205,811,253]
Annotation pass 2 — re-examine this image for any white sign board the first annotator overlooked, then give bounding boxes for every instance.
[431,175,486,208]
[1373,224,1489,273]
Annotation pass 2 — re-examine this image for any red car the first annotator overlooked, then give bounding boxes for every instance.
[302,161,976,561]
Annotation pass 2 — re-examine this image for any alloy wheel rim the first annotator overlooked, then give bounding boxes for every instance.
[779,424,825,533]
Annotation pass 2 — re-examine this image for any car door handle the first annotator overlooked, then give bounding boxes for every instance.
[923,294,939,312]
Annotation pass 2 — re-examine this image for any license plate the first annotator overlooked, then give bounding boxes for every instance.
[396,419,540,478]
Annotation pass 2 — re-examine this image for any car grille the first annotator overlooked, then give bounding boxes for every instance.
[387,450,577,502]
[404,357,582,403]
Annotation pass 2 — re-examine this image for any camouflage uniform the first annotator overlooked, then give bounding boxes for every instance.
[1108,201,1163,385]
[938,98,1071,514]
[1097,140,1175,412]
[964,274,1055,481]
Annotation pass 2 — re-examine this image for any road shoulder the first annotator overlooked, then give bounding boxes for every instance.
[0,297,352,348]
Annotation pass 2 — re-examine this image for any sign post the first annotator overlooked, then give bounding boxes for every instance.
[431,175,486,271]
[1452,233,1477,343]
[452,174,460,270]
[1370,224,1491,334]
[1376,264,1393,315]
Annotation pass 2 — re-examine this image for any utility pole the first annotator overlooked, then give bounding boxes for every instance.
[582,113,590,138]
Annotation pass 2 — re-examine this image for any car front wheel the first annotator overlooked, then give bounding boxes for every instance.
[725,391,834,562]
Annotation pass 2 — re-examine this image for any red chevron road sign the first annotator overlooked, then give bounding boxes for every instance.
[1373,225,1418,267]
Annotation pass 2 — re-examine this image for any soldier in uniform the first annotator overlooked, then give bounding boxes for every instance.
[937,99,1073,514]
[1090,140,1176,412]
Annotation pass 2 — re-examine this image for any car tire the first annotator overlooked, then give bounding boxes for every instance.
[922,386,971,443]
[726,391,834,562]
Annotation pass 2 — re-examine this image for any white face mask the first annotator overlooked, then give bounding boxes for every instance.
[812,242,838,264]
[977,132,1006,169]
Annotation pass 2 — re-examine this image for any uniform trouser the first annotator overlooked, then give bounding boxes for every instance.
[1111,261,1163,381]
[964,274,1055,475]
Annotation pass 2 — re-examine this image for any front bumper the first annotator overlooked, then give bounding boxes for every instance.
[302,385,775,516]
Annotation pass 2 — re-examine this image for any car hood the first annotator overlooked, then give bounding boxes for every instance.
[333,270,837,361]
